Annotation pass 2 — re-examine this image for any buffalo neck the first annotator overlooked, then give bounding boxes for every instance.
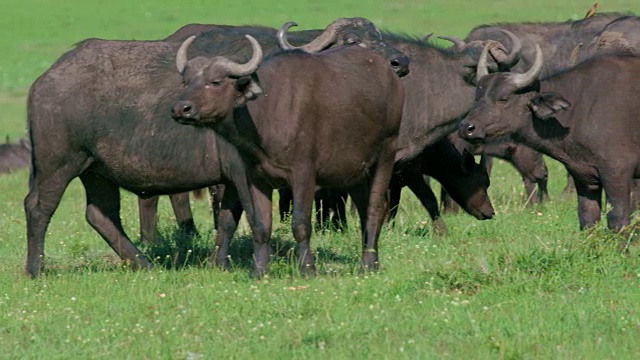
[512,65,606,168]
[386,36,476,163]
[472,15,624,76]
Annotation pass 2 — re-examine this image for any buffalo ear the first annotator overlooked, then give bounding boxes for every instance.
[234,76,263,106]
[461,148,476,176]
[528,92,571,119]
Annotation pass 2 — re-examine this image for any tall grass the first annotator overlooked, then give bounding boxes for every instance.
[1,0,640,358]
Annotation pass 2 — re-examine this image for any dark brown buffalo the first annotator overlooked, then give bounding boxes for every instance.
[462,12,629,75]
[137,18,411,244]
[388,137,493,235]
[441,134,548,213]
[459,43,640,238]
[250,30,508,238]
[172,35,404,275]
[451,13,630,198]
[281,30,513,235]
[385,31,521,165]
[0,137,30,174]
[24,34,269,278]
[579,16,640,59]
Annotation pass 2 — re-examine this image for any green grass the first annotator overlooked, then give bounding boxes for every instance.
[2,0,640,358]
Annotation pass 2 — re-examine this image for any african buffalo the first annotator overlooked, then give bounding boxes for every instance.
[137,18,411,245]
[269,29,507,237]
[24,34,266,278]
[271,30,515,236]
[454,13,631,199]
[172,33,405,275]
[579,15,640,59]
[0,137,30,174]
[462,12,629,75]
[385,30,522,164]
[388,137,493,235]
[441,134,548,213]
[458,43,640,238]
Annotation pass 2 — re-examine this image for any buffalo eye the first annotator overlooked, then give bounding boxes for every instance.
[497,98,509,104]
[206,80,222,88]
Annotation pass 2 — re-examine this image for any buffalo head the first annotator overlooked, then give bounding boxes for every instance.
[458,42,571,143]
[171,34,263,125]
[446,148,495,220]
[277,18,410,77]
[440,29,522,73]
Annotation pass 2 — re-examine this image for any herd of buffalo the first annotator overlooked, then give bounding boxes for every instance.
[6,7,640,278]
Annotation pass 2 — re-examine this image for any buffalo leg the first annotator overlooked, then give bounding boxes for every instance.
[387,177,403,223]
[278,188,293,223]
[521,178,539,206]
[247,181,273,277]
[440,187,460,214]
[213,170,274,277]
[330,190,348,230]
[138,192,198,245]
[24,160,84,278]
[314,189,331,229]
[210,185,225,229]
[138,196,160,244]
[352,137,396,271]
[404,172,448,236]
[536,172,550,203]
[291,176,317,276]
[631,180,640,211]
[80,172,151,269]
[169,192,199,238]
[510,148,549,205]
[562,171,576,197]
[211,184,243,269]
[601,171,632,232]
[574,178,603,230]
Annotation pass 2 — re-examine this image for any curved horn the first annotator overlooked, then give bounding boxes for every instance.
[438,35,466,50]
[498,29,522,66]
[421,32,434,42]
[277,21,299,50]
[278,18,349,53]
[509,44,544,89]
[476,42,491,82]
[218,35,263,77]
[176,35,196,73]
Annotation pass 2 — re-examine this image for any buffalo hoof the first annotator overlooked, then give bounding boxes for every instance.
[25,263,44,279]
[250,267,269,279]
[209,255,231,270]
[432,218,449,236]
[177,220,200,239]
[299,263,317,278]
[361,250,380,272]
[129,254,153,270]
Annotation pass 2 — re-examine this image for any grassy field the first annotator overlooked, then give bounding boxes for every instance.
[2,0,640,358]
